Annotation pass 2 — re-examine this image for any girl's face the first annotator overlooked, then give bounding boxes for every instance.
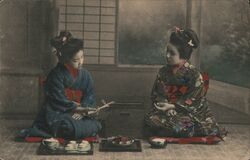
[165,43,184,65]
[69,50,84,69]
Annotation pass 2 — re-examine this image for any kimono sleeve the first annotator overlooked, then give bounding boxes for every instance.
[81,70,96,108]
[45,70,77,112]
[151,71,168,104]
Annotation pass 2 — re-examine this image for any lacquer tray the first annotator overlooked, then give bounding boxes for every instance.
[99,139,142,152]
[37,140,93,155]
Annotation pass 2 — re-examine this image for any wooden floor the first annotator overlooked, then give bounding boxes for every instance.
[0,120,249,160]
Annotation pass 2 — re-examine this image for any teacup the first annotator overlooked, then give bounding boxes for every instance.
[80,140,89,145]
[42,138,59,150]
[65,143,78,152]
[69,140,77,144]
[78,141,90,152]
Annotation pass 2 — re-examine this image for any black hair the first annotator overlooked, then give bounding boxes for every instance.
[169,28,199,60]
[50,31,83,63]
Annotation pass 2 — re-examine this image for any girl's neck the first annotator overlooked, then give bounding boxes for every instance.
[64,63,79,78]
[170,60,186,67]
[170,60,187,74]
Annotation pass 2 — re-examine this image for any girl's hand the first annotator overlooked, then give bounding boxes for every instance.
[154,102,175,111]
[166,109,177,116]
[72,113,83,120]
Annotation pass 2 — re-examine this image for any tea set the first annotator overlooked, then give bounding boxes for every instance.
[42,138,91,152]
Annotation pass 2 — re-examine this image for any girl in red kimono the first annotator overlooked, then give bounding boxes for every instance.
[145,27,227,139]
[19,31,101,139]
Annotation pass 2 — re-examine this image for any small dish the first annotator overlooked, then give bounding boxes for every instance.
[42,138,59,150]
[148,137,167,149]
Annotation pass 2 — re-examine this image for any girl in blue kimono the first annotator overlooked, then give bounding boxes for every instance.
[19,31,101,139]
[144,27,227,139]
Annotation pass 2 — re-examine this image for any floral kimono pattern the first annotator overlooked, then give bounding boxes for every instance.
[145,62,226,138]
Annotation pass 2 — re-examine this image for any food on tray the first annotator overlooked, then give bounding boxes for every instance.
[39,139,92,154]
[108,136,135,147]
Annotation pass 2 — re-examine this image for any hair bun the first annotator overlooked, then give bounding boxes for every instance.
[50,31,73,51]
[169,27,200,60]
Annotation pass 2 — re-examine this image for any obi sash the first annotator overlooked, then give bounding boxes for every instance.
[65,88,83,103]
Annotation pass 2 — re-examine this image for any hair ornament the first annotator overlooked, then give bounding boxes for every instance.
[62,36,67,45]
[174,26,184,33]
[188,39,194,47]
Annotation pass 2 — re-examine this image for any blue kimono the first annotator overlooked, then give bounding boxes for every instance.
[19,63,101,139]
